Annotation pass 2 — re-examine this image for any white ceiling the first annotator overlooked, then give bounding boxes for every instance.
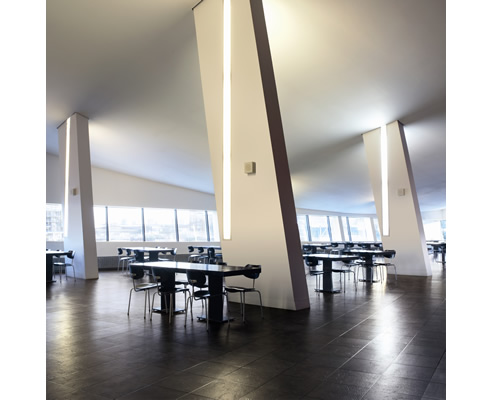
[46,0,446,214]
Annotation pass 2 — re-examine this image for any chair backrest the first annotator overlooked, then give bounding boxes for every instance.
[118,248,123,256]
[188,246,194,253]
[305,257,319,267]
[197,247,205,253]
[130,265,145,280]
[383,250,396,259]
[243,264,261,280]
[66,251,75,260]
[207,247,216,258]
[126,249,133,256]
[186,270,207,288]
[152,268,173,289]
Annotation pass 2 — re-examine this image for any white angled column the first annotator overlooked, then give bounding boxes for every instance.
[363,121,432,276]
[193,0,309,310]
[58,113,98,279]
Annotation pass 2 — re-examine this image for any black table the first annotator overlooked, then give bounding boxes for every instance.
[132,261,261,323]
[123,247,175,262]
[303,254,359,293]
[428,241,446,264]
[46,250,71,283]
[347,249,386,283]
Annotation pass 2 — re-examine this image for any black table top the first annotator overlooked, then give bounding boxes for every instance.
[46,250,71,256]
[123,247,174,252]
[303,254,359,261]
[132,261,260,277]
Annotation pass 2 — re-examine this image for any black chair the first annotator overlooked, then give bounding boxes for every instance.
[150,268,189,323]
[305,256,323,293]
[127,265,158,319]
[224,264,263,323]
[332,260,358,292]
[158,248,177,261]
[117,248,131,272]
[184,270,228,331]
[188,246,202,263]
[374,250,397,282]
[184,270,212,330]
[53,250,76,281]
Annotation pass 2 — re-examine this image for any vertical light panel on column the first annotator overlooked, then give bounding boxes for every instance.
[63,117,71,237]
[380,124,389,236]
[222,0,232,240]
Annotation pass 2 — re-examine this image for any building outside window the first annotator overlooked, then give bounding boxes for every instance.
[348,217,374,242]
[107,207,143,241]
[328,216,342,242]
[309,215,330,242]
[144,208,177,242]
[297,215,309,242]
[373,217,381,241]
[207,211,220,242]
[177,209,208,242]
[93,206,107,241]
[46,203,63,242]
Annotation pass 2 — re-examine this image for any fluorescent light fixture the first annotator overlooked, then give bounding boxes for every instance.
[63,117,71,237]
[381,124,389,236]
[222,0,232,240]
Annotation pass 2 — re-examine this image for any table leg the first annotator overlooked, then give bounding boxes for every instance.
[152,272,184,314]
[207,275,229,323]
[46,254,56,283]
[359,255,379,283]
[320,259,340,293]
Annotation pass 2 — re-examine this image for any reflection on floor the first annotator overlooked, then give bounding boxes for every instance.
[47,257,445,399]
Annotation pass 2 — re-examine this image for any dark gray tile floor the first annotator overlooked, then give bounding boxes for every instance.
[47,258,446,399]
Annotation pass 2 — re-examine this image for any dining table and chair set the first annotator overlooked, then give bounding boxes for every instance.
[124,245,263,330]
[303,242,397,294]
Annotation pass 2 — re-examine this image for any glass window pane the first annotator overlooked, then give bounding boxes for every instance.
[328,216,342,242]
[423,220,444,241]
[108,207,143,241]
[144,208,176,242]
[177,209,207,242]
[207,211,220,242]
[46,203,63,241]
[348,217,374,241]
[341,217,350,241]
[309,215,330,242]
[373,218,381,241]
[93,206,107,241]
[297,215,309,241]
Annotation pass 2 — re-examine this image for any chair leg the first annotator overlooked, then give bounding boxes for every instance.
[257,291,263,319]
[127,288,133,315]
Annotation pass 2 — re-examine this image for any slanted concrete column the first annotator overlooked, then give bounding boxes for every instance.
[363,121,432,276]
[193,0,309,310]
[58,113,98,279]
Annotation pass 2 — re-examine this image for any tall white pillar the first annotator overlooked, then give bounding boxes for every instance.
[193,0,309,310]
[363,121,432,276]
[58,113,98,279]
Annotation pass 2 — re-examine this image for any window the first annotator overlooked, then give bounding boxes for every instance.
[328,216,342,242]
[144,208,177,242]
[108,207,143,241]
[297,215,309,242]
[207,211,220,242]
[46,203,63,241]
[373,218,381,241]
[177,209,208,242]
[309,215,330,242]
[341,217,350,241]
[348,217,374,241]
[423,220,445,241]
[93,206,108,241]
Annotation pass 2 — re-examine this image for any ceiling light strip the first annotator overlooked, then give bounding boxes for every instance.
[63,117,71,237]
[381,124,389,236]
[222,0,232,240]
